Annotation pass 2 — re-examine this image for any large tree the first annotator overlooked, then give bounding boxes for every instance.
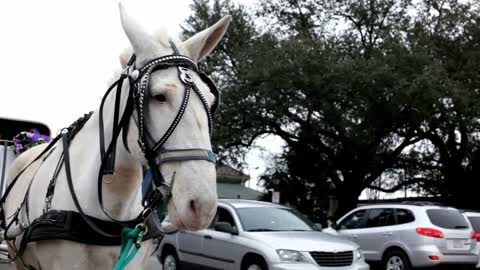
[182,0,480,217]
[392,0,480,209]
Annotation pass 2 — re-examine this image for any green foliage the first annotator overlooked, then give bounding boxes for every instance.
[182,0,480,216]
[395,0,480,208]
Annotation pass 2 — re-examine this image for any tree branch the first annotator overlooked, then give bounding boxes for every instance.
[396,157,442,170]
[284,110,345,143]
[291,0,317,44]
[221,129,270,149]
[425,131,450,162]
[459,125,468,159]
[364,135,424,184]
[368,177,429,193]
[269,122,299,145]
[335,12,368,50]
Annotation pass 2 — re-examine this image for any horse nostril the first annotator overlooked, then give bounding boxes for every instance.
[189,199,198,215]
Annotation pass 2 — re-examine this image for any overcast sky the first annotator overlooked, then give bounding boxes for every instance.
[0,0,191,132]
[0,0,281,191]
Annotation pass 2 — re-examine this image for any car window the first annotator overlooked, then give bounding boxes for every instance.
[467,216,480,232]
[367,208,395,228]
[426,209,470,229]
[237,207,317,232]
[209,207,236,230]
[396,209,415,224]
[338,210,367,230]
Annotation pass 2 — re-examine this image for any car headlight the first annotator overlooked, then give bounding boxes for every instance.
[353,249,364,261]
[276,249,308,262]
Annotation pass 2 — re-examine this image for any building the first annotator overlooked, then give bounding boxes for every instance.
[216,163,264,200]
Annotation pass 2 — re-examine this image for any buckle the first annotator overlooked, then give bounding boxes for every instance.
[178,66,193,84]
[137,139,146,152]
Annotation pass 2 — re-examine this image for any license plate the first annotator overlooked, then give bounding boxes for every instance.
[448,239,470,250]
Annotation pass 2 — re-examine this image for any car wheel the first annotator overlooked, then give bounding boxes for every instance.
[162,249,181,270]
[242,257,268,270]
[382,250,411,270]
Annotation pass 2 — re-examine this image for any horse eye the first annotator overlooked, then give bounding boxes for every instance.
[154,94,167,103]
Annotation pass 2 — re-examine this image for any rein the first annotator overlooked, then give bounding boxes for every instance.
[0,41,220,264]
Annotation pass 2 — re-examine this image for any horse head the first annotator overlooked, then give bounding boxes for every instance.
[119,5,231,231]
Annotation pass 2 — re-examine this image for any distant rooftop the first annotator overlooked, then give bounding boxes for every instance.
[216,163,249,184]
[217,183,264,200]
[216,163,249,178]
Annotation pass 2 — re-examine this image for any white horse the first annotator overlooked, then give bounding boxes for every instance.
[2,5,231,270]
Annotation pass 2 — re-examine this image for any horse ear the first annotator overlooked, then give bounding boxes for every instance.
[119,48,133,68]
[183,15,232,62]
[119,3,158,61]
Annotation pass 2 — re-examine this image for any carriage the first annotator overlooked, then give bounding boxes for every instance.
[0,117,51,257]
[0,117,52,192]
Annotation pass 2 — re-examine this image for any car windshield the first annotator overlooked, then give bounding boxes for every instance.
[467,216,480,232]
[237,207,318,232]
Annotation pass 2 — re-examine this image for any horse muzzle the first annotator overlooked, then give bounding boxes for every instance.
[168,193,217,231]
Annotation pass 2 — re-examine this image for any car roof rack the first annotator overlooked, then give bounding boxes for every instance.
[459,209,480,213]
[400,201,446,207]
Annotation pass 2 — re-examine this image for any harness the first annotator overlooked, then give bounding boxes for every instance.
[0,41,220,263]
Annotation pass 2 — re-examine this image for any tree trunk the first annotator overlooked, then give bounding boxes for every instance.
[448,176,479,210]
[334,182,363,220]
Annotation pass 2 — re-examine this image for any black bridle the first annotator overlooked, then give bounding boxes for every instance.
[96,41,220,227]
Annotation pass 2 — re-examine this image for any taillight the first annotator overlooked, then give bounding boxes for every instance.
[416,227,444,238]
[474,232,480,242]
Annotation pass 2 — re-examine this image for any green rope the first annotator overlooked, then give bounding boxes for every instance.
[114,226,146,270]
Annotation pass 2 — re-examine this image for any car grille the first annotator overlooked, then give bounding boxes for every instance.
[309,251,353,267]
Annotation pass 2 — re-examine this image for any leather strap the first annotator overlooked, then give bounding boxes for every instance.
[22,210,162,246]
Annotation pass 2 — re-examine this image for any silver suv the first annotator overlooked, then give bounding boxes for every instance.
[325,202,478,269]
[158,199,369,270]
[462,210,480,268]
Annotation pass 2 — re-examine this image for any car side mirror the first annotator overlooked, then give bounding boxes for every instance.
[215,222,238,235]
[330,222,338,230]
[314,223,323,231]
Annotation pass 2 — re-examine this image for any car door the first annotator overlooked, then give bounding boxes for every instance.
[337,209,368,243]
[359,208,395,261]
[201,207,244,270]
[176,229,207,266]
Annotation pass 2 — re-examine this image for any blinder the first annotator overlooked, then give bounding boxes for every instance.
[129,52,218,157]
[199,72,220,115]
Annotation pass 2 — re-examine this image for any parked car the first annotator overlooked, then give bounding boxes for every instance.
[158,199,369,270]
[324,202,478,270]
[463,210,480,268]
